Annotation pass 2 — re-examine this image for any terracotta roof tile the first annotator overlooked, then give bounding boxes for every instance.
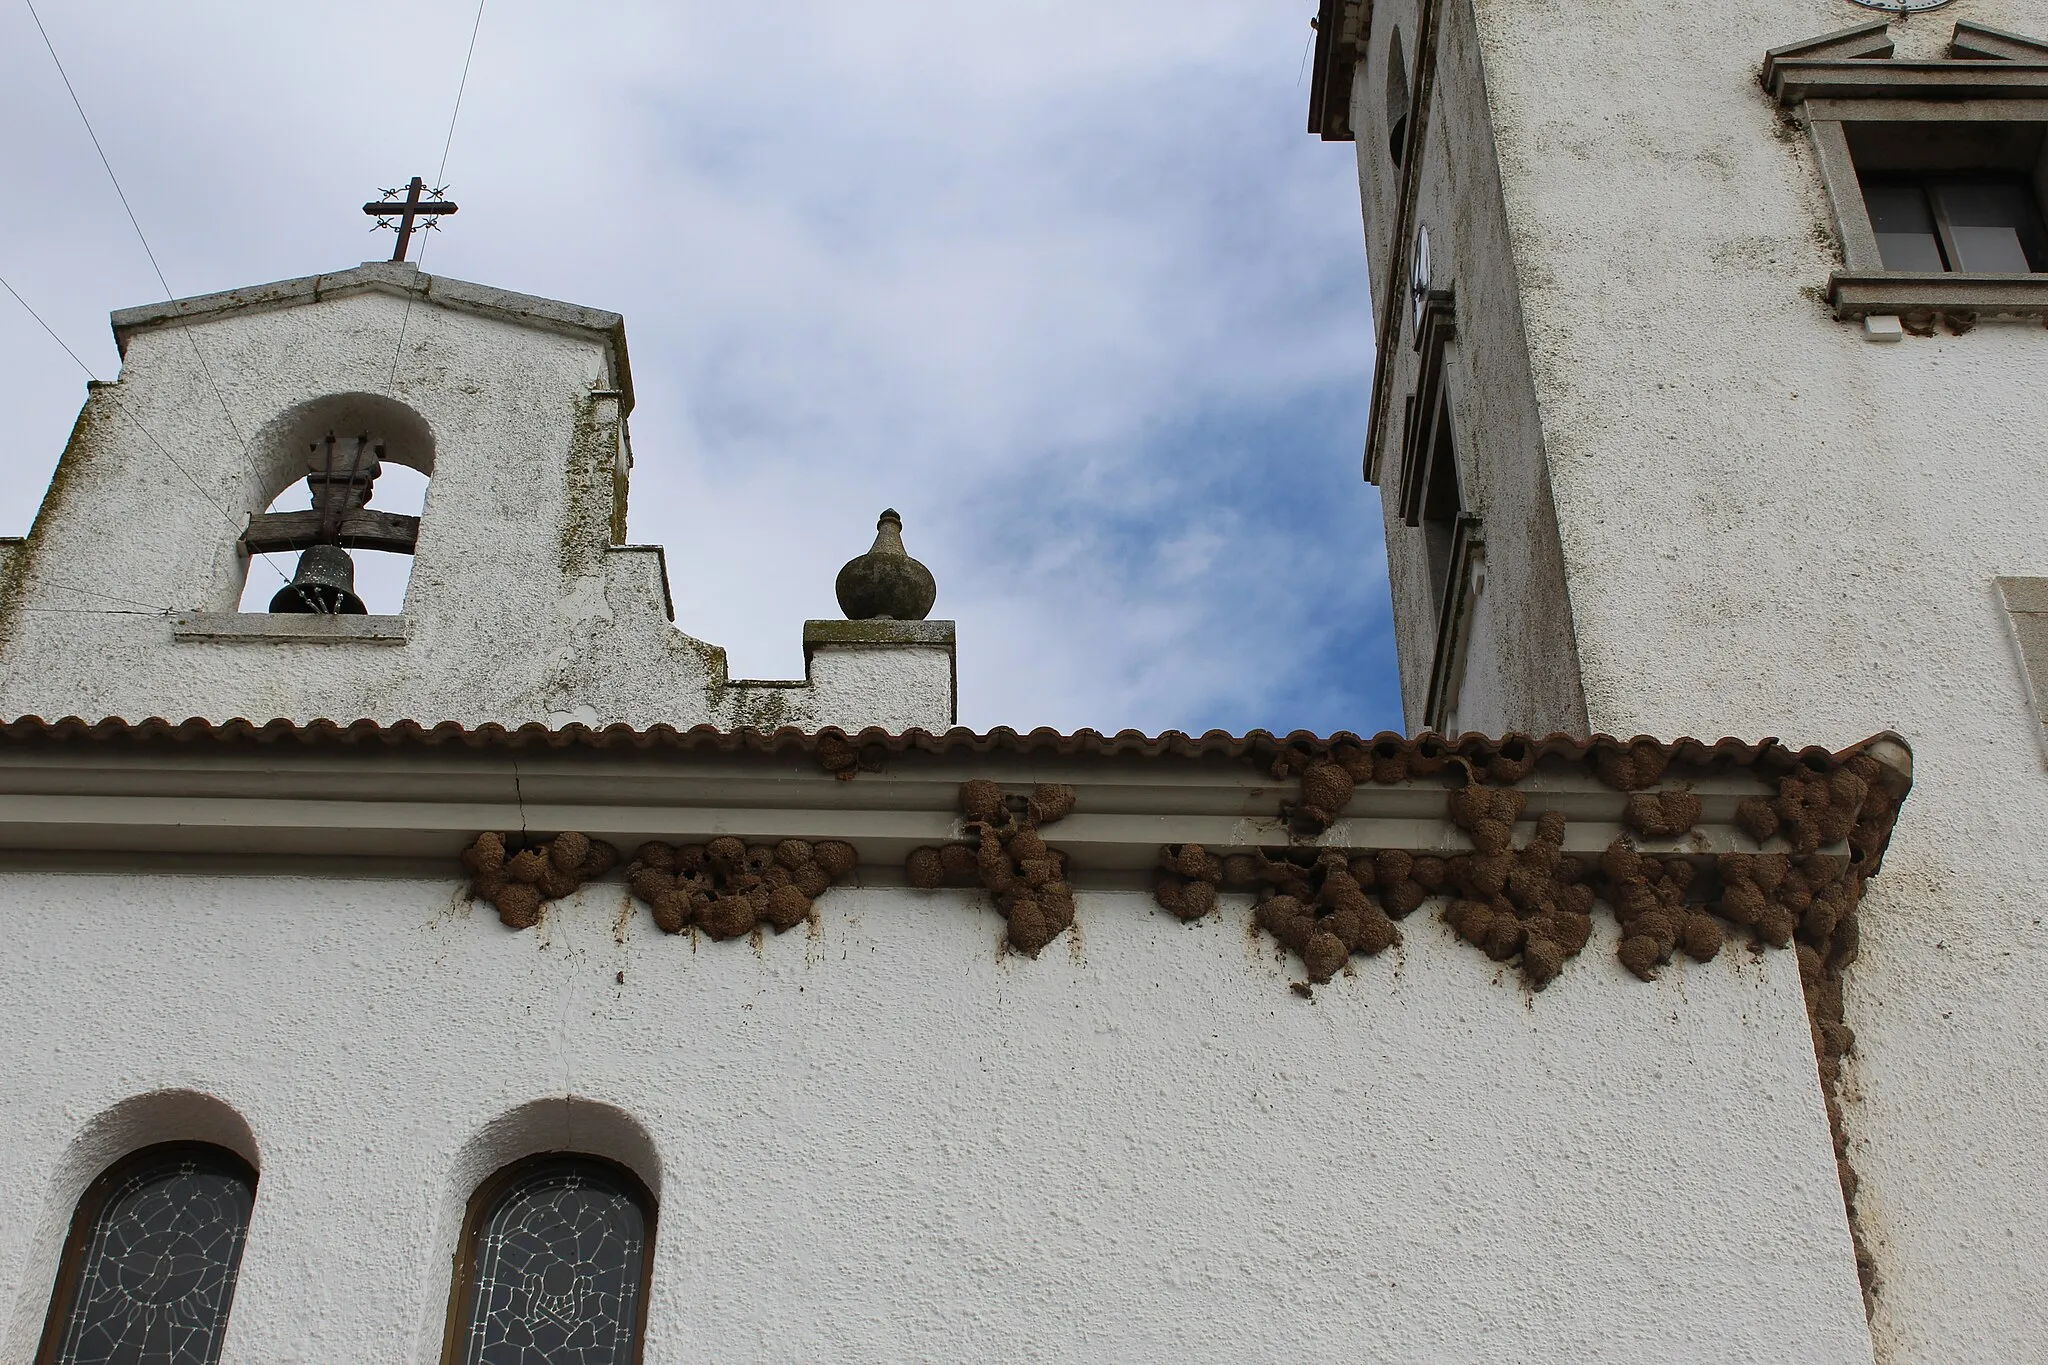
[0,715,1909,786]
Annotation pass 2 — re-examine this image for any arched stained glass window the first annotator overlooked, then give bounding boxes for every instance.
[37,1143,256,1365]
[446,1157,654,1365]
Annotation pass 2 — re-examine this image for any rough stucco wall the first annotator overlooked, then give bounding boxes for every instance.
[1464,3,2048,1359]
[0,871,1871,1364]
[805,645,954,730]
[1349,0,1587,736]
[0,281,948,733]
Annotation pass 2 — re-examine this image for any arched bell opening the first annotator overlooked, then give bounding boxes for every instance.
[234,393,436,615]
[236,462,430,614]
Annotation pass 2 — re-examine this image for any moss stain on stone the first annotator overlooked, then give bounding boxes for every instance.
[561,396,617,580]
[712,683,797,733]
[610,437,630,546]
[0,389,114,654]
[662,633,800,731]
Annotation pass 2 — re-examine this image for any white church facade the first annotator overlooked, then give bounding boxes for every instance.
[0,3,2040,1363]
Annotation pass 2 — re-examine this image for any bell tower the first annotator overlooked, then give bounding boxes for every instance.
[1311,0,2048,1358]
[0,260,957,731]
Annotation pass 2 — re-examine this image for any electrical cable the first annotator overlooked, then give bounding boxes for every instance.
[20,0,175,304]
[438,0,487,187]
[384,0,487,393]
[0,271,98,379]
[17,0,489,607]
[35,580,173,613]
[21,0,284,580]
[0,272,267,551]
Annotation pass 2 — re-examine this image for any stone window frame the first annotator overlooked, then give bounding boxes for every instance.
[1766,19,2048,325]
[1422,512,1484,735]
[1393,284,1483,733]
[1396,286,1457,530]
[1997,578,2048,760]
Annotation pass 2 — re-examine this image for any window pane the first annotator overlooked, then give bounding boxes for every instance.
[1935,182,2045,273]
[457,1162,649,1365]
[52,1152,255,1365]
[1863,183,1947,272]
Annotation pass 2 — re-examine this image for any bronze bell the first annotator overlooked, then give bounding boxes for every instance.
[268,543,368,615]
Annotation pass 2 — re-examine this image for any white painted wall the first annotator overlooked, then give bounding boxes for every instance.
[0,268,951,733]
[0,871,1871,1364]
[1411,4,2048,1358]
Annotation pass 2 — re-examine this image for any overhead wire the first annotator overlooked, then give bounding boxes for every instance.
[20,0,175,303]
[0,556,174,614]
[383,0,487,393]
[0,272,267,551]
[35,580,173,613]
[20,0,284,581]
[14,0,490,609]
[438,0,488,187]
[0,271,102,380]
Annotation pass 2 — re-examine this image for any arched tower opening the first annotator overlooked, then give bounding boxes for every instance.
[235,392,436,615]
[1386,28,1411,167]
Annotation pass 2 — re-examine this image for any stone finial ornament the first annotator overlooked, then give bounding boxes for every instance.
[835,509,937,621]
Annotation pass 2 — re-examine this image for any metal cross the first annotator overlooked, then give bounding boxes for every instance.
[362,176,459,262]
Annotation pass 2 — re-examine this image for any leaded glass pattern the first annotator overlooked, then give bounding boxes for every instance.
[44,1146,255,1365]
[455,1160,651,1365]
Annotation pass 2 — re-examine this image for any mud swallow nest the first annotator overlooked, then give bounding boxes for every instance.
[1731,754,1898,1305]
[1157,786,1599,992]
[1155,844,1406,984]
[1441,791,1599,989]
[1268,738,1427,837]
[462,831,620,930]
[816,733,887,781]
[1148,742,1900,1007]
[1597,840,1723,981]
[904,780,1080,956]
[1265,733,1547,838]
[624,837,858,940]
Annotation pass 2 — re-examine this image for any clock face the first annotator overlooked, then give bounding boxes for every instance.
[1847,0,1952,12]
[1410,226,1432,333]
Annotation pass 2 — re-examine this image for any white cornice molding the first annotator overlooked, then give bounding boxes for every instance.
[0,742,1865,883]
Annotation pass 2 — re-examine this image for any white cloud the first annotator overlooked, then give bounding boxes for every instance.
[0,0,1396,735]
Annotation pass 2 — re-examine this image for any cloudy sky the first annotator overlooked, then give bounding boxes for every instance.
[0,0,1397,736]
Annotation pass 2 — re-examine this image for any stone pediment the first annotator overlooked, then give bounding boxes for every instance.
[1765,19,2048,104]
[109,260,635,411]
[1951,20,2048,61]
